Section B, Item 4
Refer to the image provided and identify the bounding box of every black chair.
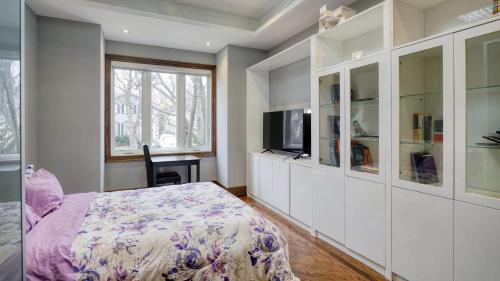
[143,144,181,187]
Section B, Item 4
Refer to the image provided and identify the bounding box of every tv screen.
[263,109,311,155]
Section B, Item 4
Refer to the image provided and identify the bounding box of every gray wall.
[268,23,318,57]
[25,6,37,167]
[104,41,217,191]
[37,17,104,194]
[216,45,267,188]
[269,57,311,110]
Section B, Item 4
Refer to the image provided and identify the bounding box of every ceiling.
[26,0,357,53]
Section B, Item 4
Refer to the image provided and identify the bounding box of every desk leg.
[152,166,157,187]
[196,162,200,182]
[187,165,192,183]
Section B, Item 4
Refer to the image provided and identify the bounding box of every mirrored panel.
[465,29,500,199]
[0,0,23,279]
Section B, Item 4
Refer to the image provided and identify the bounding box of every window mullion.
[143,71,152,149]
[177,74,186,149]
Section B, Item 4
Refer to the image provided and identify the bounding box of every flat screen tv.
[263,109,311,155]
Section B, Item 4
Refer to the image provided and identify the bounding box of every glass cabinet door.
[392,35,454,198]
[346,55,384,182]
[455,20,500,209]
[318,69,343,169]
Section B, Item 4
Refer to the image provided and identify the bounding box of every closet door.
[392,35,454,198]
[0,0,23,279]
[455,20,500,210]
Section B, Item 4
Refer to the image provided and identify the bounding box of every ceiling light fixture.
[206,41,211,46]
[123,29,129,34]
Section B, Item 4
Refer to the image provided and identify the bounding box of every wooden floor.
[240,196,386,281]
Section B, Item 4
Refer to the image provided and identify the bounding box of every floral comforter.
[71,182,298,281]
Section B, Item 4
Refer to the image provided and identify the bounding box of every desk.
[150,155,201,186]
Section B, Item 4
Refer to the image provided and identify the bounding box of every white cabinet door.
[313,169,345,244]
[455,201,500,281]
[345,176,385,266]
[247,154,260,197]
[392,187,453,281]
[259,156,273,204]
[272,159,290,214]
[290,164,313,226]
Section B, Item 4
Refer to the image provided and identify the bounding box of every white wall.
[104,40,217,191]
[216,45,267,188]
[25,6,37,167]
[37,17,104,194]
[269,57,311,111]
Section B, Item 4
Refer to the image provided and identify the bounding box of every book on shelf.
[412,113,439,143]
[330,84,340,104]
[351,120,367,137]
[351,141,373,169]
[329,138,340,166]
[410,152,438,184]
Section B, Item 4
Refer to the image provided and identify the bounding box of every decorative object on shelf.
[410,152,439,184]
[433,120,443,144]
[318,5,356,32]
[330,84,340,104]
[482,135,500,144]
[494,0,499,15]
[351,120,367,137]
[352,51,363,60]
[328,115,341,137]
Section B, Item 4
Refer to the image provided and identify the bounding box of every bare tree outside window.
[0,60,20,155]
[151,72,177,149]
[185,75,209,149]
[113,68,142,152]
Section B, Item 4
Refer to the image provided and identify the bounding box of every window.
[106,55,216,161]
[0,59,21,158]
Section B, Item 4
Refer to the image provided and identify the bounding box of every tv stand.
[261,149,274,154]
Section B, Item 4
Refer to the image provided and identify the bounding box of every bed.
[27,182,298,281]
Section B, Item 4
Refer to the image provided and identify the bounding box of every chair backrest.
[143,144,153,187]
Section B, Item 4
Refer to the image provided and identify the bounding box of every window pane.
[151,72,177,149]
[185,75,210,149]
[0,60,21,155]
[113,68,142,153]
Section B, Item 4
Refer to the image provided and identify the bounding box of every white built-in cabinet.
[345,177,386,267]
[392,187,453,281]
[312,169,345,244]
[259,156,273,204]
[290,163,313,226]
[247,0,500,279]
[272,159,290,214]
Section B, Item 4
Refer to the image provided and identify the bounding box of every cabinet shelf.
[467,144,500,150]
[352,136,379,142]
[320,136,340,140]
[400,140,443,146]
[467,84,500,93]
[320,102,340,107]
[351,165,379,175]
[351,97,379,104]
[400,91,441,100]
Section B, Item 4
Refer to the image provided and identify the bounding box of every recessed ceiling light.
[123,29,129,34]
[205,41,211,46]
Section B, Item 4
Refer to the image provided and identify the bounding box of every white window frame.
[109,60,213,157]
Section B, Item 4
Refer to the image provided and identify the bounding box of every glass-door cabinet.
[315,66,344,171]
[345,55,385,183]
[392,35,454,198]
[455,20,500,210]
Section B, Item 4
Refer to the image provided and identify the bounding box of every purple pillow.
[26,169,64,217]
[25,204,41,232]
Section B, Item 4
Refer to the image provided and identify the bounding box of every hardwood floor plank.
[240,196,386,281]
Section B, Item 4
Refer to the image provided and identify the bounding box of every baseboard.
[212,181,247,197]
